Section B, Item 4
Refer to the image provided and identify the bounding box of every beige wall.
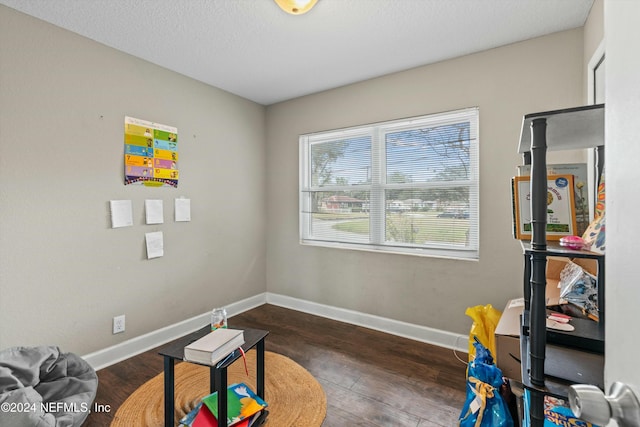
[0,3,594,357]
[0,6,267,354]
[265,29,585,335]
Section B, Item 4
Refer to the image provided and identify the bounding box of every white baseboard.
[82,293,267,371]
[265,292,468,353]
[83,291,467,370]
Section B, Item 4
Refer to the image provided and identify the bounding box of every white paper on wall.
[110,200,133,228]
[175,198,191,222]
[145,231,164,259]
[145,199,164,224]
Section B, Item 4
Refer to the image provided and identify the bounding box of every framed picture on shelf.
[512,174,578,241]
[517,163,589,236]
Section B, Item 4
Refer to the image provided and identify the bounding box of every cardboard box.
[496,257,602,379]
[495,298,524,379]
[495,273,563,379]
[546,257,604,353]
[545,257,598,307]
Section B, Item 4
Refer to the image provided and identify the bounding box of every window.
[299,107,479,259]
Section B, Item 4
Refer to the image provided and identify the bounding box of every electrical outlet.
[113,315,125,334]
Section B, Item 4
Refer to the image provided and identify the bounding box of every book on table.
[179,383,266,427]
[184,328,245,366]
[179,402,202,427]
[201,382,268,427]
[192,404,217,427]
[191,406,253,427]
[190,406,253,427]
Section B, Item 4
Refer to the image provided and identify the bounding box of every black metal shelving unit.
[517,104,605,427]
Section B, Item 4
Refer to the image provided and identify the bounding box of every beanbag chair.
[0,346,98,427]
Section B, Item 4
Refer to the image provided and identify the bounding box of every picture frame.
[516,163,589,236]
[512,174,578,241]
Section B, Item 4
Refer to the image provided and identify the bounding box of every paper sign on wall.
[145,199,164,224]
[110,200,133,228]
[175,198,191,222]
[124,116,178,188]
[145,231,164,259]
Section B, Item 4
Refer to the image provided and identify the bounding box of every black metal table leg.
[209,366,215,393]
[163,356,175,427]
[213,365,228,426]
[257,338,265,399]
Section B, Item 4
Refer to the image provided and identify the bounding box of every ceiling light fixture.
[274,0,318,15]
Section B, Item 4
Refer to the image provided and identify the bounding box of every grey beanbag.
[0,346,98,427]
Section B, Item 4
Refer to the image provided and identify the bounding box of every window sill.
[300,239,479,261]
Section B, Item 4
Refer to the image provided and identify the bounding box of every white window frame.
[299,107,479,260]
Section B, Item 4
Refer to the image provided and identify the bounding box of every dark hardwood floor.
[85,304,468,426]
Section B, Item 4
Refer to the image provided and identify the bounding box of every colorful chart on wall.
[124,116,178,188]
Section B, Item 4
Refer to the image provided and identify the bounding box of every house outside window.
[299,107,479,260]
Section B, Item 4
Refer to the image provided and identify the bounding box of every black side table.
[158,326,269,427]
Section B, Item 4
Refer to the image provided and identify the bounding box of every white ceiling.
[1,0,594,105]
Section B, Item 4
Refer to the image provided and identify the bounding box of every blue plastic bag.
[459,338,514,427]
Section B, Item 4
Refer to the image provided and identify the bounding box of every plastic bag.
[465,304,501,361]
[459,339,514,427]
[559,261,599,320]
